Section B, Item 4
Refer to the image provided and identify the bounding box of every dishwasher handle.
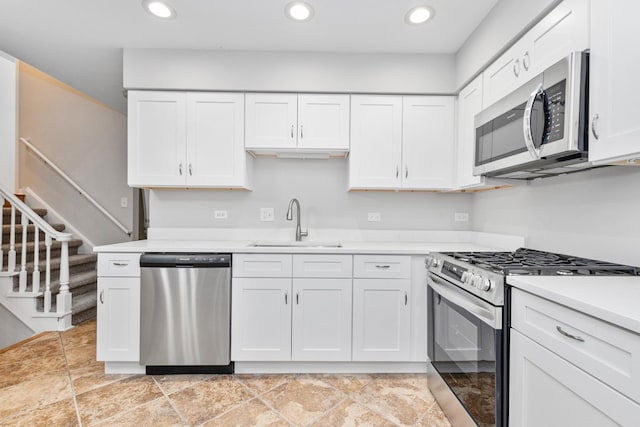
[140,253,231,268]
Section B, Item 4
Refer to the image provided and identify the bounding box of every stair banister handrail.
[19,137,131,237]
[0,187,72,242]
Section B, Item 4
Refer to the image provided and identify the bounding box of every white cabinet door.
[482,41,527,109]
[186,93,249,188]
[589,0,640,163]
[245,94,298,149]
[456,76,485,189]
[510,330,640,427]
[297,94,350,150]
[231,278,292,361]
[349,95,403,189]
[128,91,187,187]
[402,96,455,190]
[96,277,140,362]
[292,278,352,361]
[352,278,411,361]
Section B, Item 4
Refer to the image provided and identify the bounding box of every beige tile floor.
[0,320,451,426]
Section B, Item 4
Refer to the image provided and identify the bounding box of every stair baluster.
[8,206,16,272]
[0,196,3,271]
[44,235,52,313]
[18,214,28,292]
[32,225,40,294]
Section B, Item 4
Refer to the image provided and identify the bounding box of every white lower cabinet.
[292,278,352,361]
[231,277,292,361]
[510,330,640,427]
[352,278,411,361]
[96,277,140,362]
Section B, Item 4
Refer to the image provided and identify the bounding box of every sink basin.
[248,241,343,248]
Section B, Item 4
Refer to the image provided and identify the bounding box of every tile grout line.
[151,376,191,426]
[344,375,404,427]
[58,331,83,427]
[233,376,296,427]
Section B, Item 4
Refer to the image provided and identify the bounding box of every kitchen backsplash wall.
[471,166,640,266]
[149,158,473,231]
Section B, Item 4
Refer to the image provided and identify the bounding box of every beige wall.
[0,51,17,192]
[19,63,132,247]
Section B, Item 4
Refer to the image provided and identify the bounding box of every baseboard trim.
[234,361,428,374]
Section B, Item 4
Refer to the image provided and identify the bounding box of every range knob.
[425,256,434,268]
[479,278,494,292]
[472,275,484,289]
[461,271,470,283]
[432,259,441,268]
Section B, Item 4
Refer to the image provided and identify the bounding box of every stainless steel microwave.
[474,51,590,179]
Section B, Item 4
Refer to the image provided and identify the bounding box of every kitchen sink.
[248,241,343,248]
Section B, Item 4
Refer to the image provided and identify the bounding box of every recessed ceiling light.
[285,2,314,21]
[142,0,176,19]
[405,6,435,25]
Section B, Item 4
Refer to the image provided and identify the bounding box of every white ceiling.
[0,0,498,112]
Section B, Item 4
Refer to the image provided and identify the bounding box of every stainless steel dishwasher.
[139,253,233,374]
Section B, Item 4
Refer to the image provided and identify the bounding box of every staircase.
[1,196,97,330]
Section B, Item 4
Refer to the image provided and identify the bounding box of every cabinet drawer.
[97,253,141,277]
[233,254,292,277]
[293,255,352,278]
[511,289,640,402]
[353,255,410,278]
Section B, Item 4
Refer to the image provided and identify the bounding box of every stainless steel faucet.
[286,198,308,241]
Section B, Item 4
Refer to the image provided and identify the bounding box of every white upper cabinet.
[128,91,187,187]
[455,75,485,189]
[349,95,455,190]
[349,95,403,189]
[186,93,248,187]
[245,93,350,153]
[483,0,589,108]
[128,91,250,189]
[589,0,640,164]
[402,96,455,190]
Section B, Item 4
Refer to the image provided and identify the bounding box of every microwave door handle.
[523,83,544,160]
[428,274,501,329]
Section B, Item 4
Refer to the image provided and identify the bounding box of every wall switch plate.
[214,210,228,219]
[454,212,469,222]
[367,212,382,222]
[120,197,128,208]
[260,207,275,222]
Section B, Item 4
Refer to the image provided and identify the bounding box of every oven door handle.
[428,274,502,329]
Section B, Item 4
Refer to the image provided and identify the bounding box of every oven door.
[427,272,504,427]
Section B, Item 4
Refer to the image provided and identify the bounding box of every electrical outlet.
[214,210,228,219]
[120,197,128,208]
[367,212,382,222]
[260,207,275,222]
[454,212,469,222]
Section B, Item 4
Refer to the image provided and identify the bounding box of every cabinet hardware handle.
[188,163,193,176]
[291,125,295,139]
[285,292,288,305]
[300,125,304,139]
[405,165,408,178]
[591,114,600,140]
[99,290,104,304]
[296,292,299,305]
[112,262,128,267]
[396,166,399,178]
[513,59,520,77]
[523,51,530,71]
[178,163,183,176]
[405,292,408,306]
[375,264,391,269]
[556,326,585,342]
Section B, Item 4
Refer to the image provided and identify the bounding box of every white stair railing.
[1,186,73,315]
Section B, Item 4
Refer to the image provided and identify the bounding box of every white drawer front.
[293,255,352,278]
[512,289,640,403]
[97,253,141,277]
[233,254,292,277]
[353,255,410,279]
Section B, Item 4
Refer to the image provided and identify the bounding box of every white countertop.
[94,239,512,255]
[508,276,640,334]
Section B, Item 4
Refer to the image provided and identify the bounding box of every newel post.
[56,240,72,315]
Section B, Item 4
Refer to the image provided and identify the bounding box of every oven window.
[431,288,499,427]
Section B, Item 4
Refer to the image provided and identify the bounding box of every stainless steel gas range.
[425,248,639,427]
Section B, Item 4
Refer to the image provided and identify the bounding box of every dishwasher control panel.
[140,253,231,268]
